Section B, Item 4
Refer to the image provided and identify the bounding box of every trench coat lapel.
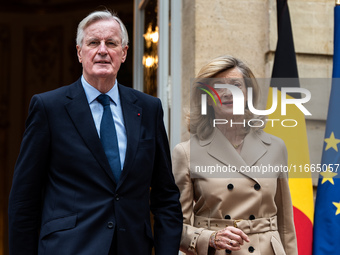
[116,84,142,189]
[241,130,271,167]
[203,128,269,182]
[64,80,116,184]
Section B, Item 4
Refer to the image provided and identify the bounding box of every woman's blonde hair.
[188,55,264,140]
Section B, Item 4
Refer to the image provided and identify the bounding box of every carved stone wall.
[181,0,334,186]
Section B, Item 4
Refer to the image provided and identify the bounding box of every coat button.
[254,183,261,191]
[224,215,231,220]
[225,249,232,254]
[107,222,114,229]
[248,246,255,253]
[227,184,234,190]
[249,215,255,220]
[115,194,120,201]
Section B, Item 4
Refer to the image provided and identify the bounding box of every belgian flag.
[264,0,314,254]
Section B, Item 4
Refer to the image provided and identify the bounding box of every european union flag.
[313,3,340,254]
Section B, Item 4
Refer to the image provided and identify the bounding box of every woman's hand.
[209,226,250,251]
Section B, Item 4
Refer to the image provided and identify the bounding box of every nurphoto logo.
[198,82,312,128]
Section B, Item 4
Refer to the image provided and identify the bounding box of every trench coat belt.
[193,215,278,234]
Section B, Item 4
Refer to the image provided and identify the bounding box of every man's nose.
[98,42,108,55]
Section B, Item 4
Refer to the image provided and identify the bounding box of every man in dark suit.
[8,10,182,255]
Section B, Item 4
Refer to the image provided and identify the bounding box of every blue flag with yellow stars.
[313,3,340,254]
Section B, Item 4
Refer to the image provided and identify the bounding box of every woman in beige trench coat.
[172,55,298,255]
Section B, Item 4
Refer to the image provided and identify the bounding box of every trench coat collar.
[199,128,272,181]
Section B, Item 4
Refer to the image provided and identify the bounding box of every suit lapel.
[64,80,116,184]
[116,84,142,189]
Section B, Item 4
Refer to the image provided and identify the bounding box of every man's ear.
[76,45,82,63]
[121,45,128,63]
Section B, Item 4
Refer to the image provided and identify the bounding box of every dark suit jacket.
[8,79,183,255]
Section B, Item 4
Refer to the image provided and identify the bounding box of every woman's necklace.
[232,139,244,149]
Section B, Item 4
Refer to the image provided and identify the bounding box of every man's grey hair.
[76,10,129,48]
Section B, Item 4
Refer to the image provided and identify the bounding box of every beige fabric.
[193,215,278,234]
[172,128,298,255]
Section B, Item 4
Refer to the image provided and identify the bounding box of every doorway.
[0,2,133,254]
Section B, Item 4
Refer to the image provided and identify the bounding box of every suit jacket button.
[254,183,261,191]
[249,215,255,220]
[248,246,255,253]
[107,222,114,229]
[224,215,231,220]
[225,249,232,254]
[115,194,120,201]
[227,184,234,190]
